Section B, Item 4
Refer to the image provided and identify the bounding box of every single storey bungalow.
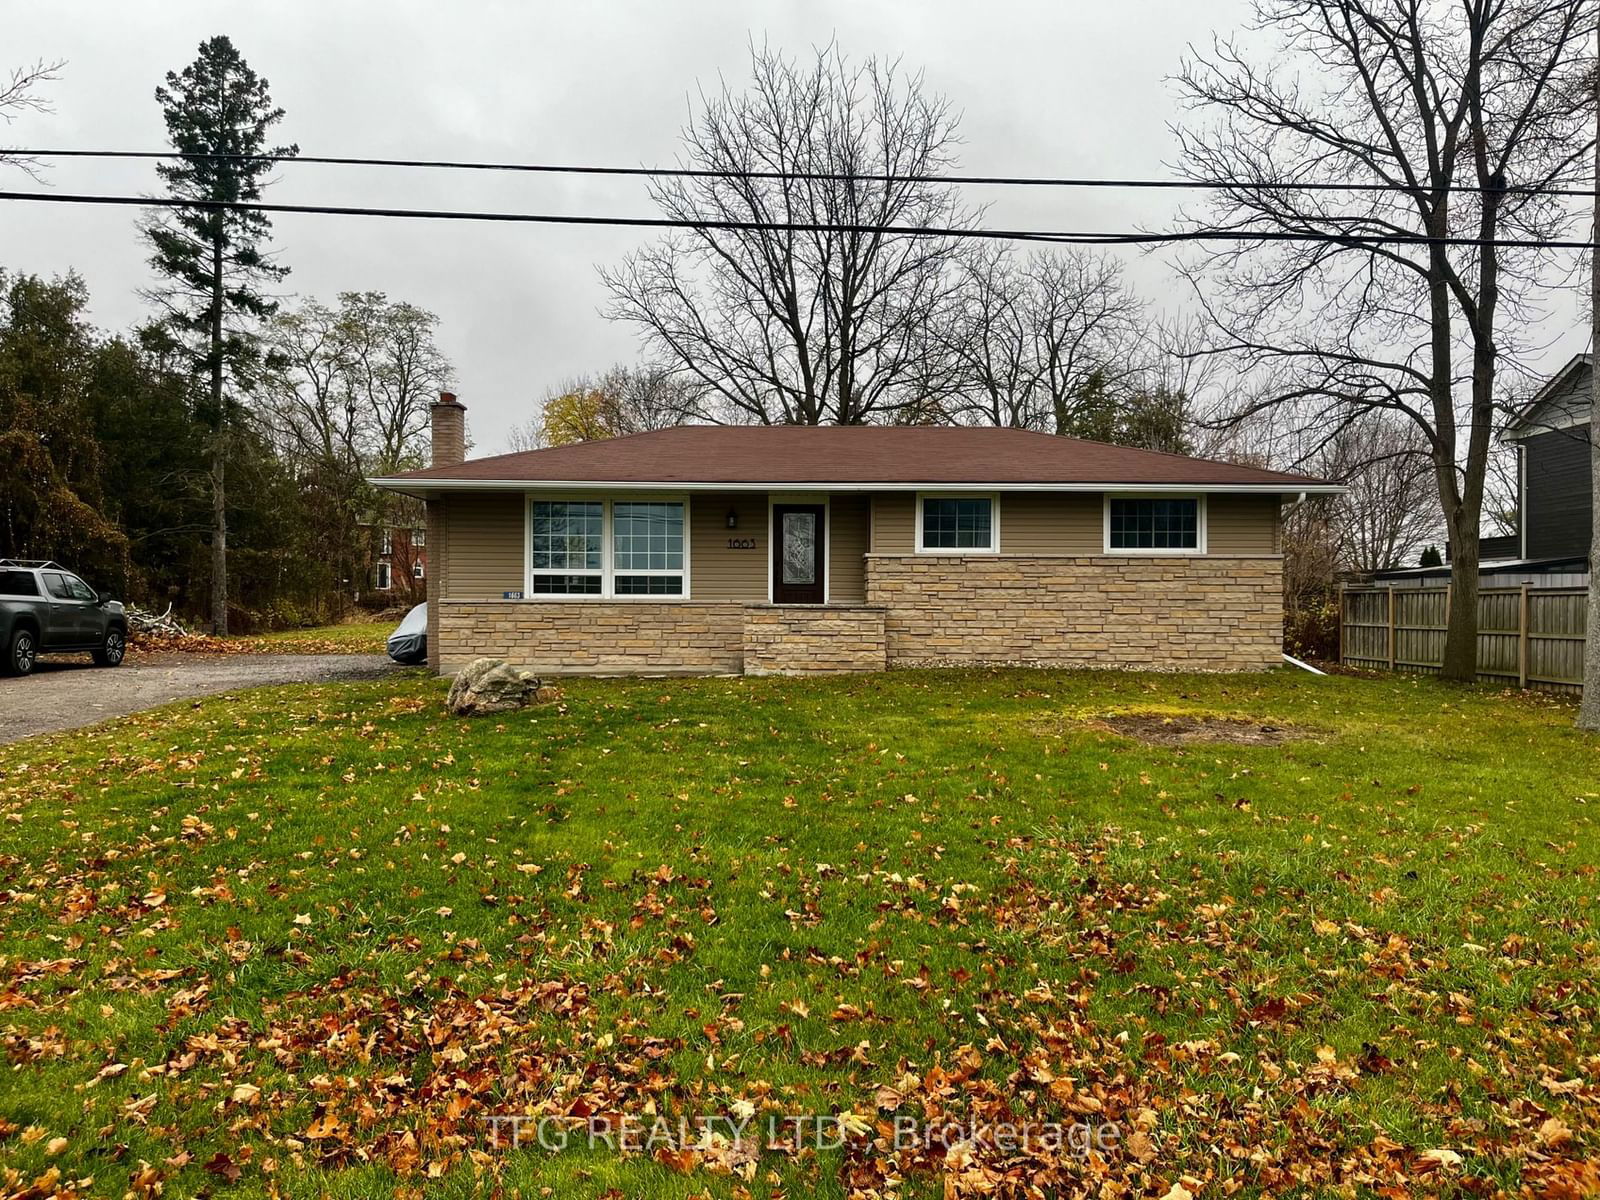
[371,394,1338,676]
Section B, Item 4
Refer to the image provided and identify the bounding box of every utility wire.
[1,189,1595,249]
[11,147,1599,198]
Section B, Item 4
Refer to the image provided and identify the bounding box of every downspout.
[1282,653,1327,674]
[1277,493,1328,674]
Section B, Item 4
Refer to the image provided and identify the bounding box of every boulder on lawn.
[446,658,545,716]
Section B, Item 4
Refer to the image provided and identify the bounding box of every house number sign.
[726,537,757,550]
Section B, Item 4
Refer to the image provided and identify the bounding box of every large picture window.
[530,501,604,593]
[612,501,685,595]
[527,497,687,597]
[918,496,997,552]
[1106,497,1203,552]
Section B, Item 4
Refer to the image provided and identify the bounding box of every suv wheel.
[93,626,126,668]
[4,627,38,676]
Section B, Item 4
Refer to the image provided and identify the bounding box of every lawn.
[1,668,1597,1199]
[242,621,391,654]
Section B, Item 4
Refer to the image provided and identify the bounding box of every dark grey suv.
[0,560,128,676]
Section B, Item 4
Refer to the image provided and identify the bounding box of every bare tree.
[944,246,1146,433]
[264,293,448,474]
[1581,17,1600,730]
[504,415,544,454]
[1174,0,1592,682]
[0,60,63,179]
[602,43,971,425]
[513,363,701,450]
[1321,415,1442,571]
[1481,443,1521,539]
[262,292,451,608]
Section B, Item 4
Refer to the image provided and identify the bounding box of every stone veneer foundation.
[864,554,1283,671]
[742,605,887,674]
[435,556,1282,675]
[437,601,744,675]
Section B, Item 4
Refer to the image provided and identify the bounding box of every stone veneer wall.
[865,554,1283,671]
[437,601,744,675]
[742,605,887,675]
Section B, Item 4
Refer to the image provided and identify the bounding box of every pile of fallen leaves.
[127,629,381,658]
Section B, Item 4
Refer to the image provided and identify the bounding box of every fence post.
[1387,586,1397,670]
[1518,583,1530,689]
[1337,583,1346,666]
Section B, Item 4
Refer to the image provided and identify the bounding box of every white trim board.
[373,477,1343,497]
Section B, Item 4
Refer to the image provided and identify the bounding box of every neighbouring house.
[361,521,427,605]
[1500,352,1593,574]
[370,393,1339,675]
[1369,354,1593,592]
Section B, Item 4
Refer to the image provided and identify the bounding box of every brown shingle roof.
[376,425,1332,491]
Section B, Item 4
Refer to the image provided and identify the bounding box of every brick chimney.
[430,391,466,468]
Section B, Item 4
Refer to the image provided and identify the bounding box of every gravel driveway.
[0,654,398,745]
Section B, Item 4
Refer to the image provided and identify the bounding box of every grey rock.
[446,658,544,716]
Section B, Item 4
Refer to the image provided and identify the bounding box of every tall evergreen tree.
[142,36,295,633]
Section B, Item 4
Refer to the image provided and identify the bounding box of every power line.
[11,147,1598,199]
[8,187,1598,249]
[1,189,1595,250]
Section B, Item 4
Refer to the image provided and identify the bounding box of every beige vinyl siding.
[440,493,525,597]
[870,491,1281,555]
[871,491,1098,554]
[1204,495,1280,555]
[997,493,1100,553]
[871,493,914,551]
[828,495,869,604]
[690,494,768,602]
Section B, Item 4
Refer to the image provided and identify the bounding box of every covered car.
[386,603,427,664]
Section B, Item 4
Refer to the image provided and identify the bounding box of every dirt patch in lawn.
[1093,712,1313,746]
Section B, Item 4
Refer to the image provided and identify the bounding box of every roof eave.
[368,476,1343,496]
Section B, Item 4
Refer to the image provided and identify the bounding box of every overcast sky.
[4,1,1586,453]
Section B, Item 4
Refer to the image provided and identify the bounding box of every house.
[361,522,427,603]
[1502,352,1593,568]
[370,393,1339,675]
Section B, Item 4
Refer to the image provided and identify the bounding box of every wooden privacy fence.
[1340,584,1588,694]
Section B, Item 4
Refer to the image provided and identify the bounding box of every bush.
[1284,597,1340,661]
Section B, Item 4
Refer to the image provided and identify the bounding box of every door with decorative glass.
[771,504,825,604]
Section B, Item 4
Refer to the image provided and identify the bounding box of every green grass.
[243,620,390,653]
[1,668,1597,1199]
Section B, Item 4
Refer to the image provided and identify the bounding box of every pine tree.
[142,36,295,634]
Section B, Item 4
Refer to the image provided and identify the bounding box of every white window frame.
[412,559,425,579]
[524,493,692,600]
[1103,492,1208,555]
[914,492,1001,555]
[767,493,830,604]
[611,496,692,598]
[375,561,392,590]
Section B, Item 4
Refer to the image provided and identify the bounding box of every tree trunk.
[209,227,228,636]
[1578,24,1600,729]
[1442,525,1480,683]
[209,438,227,635]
